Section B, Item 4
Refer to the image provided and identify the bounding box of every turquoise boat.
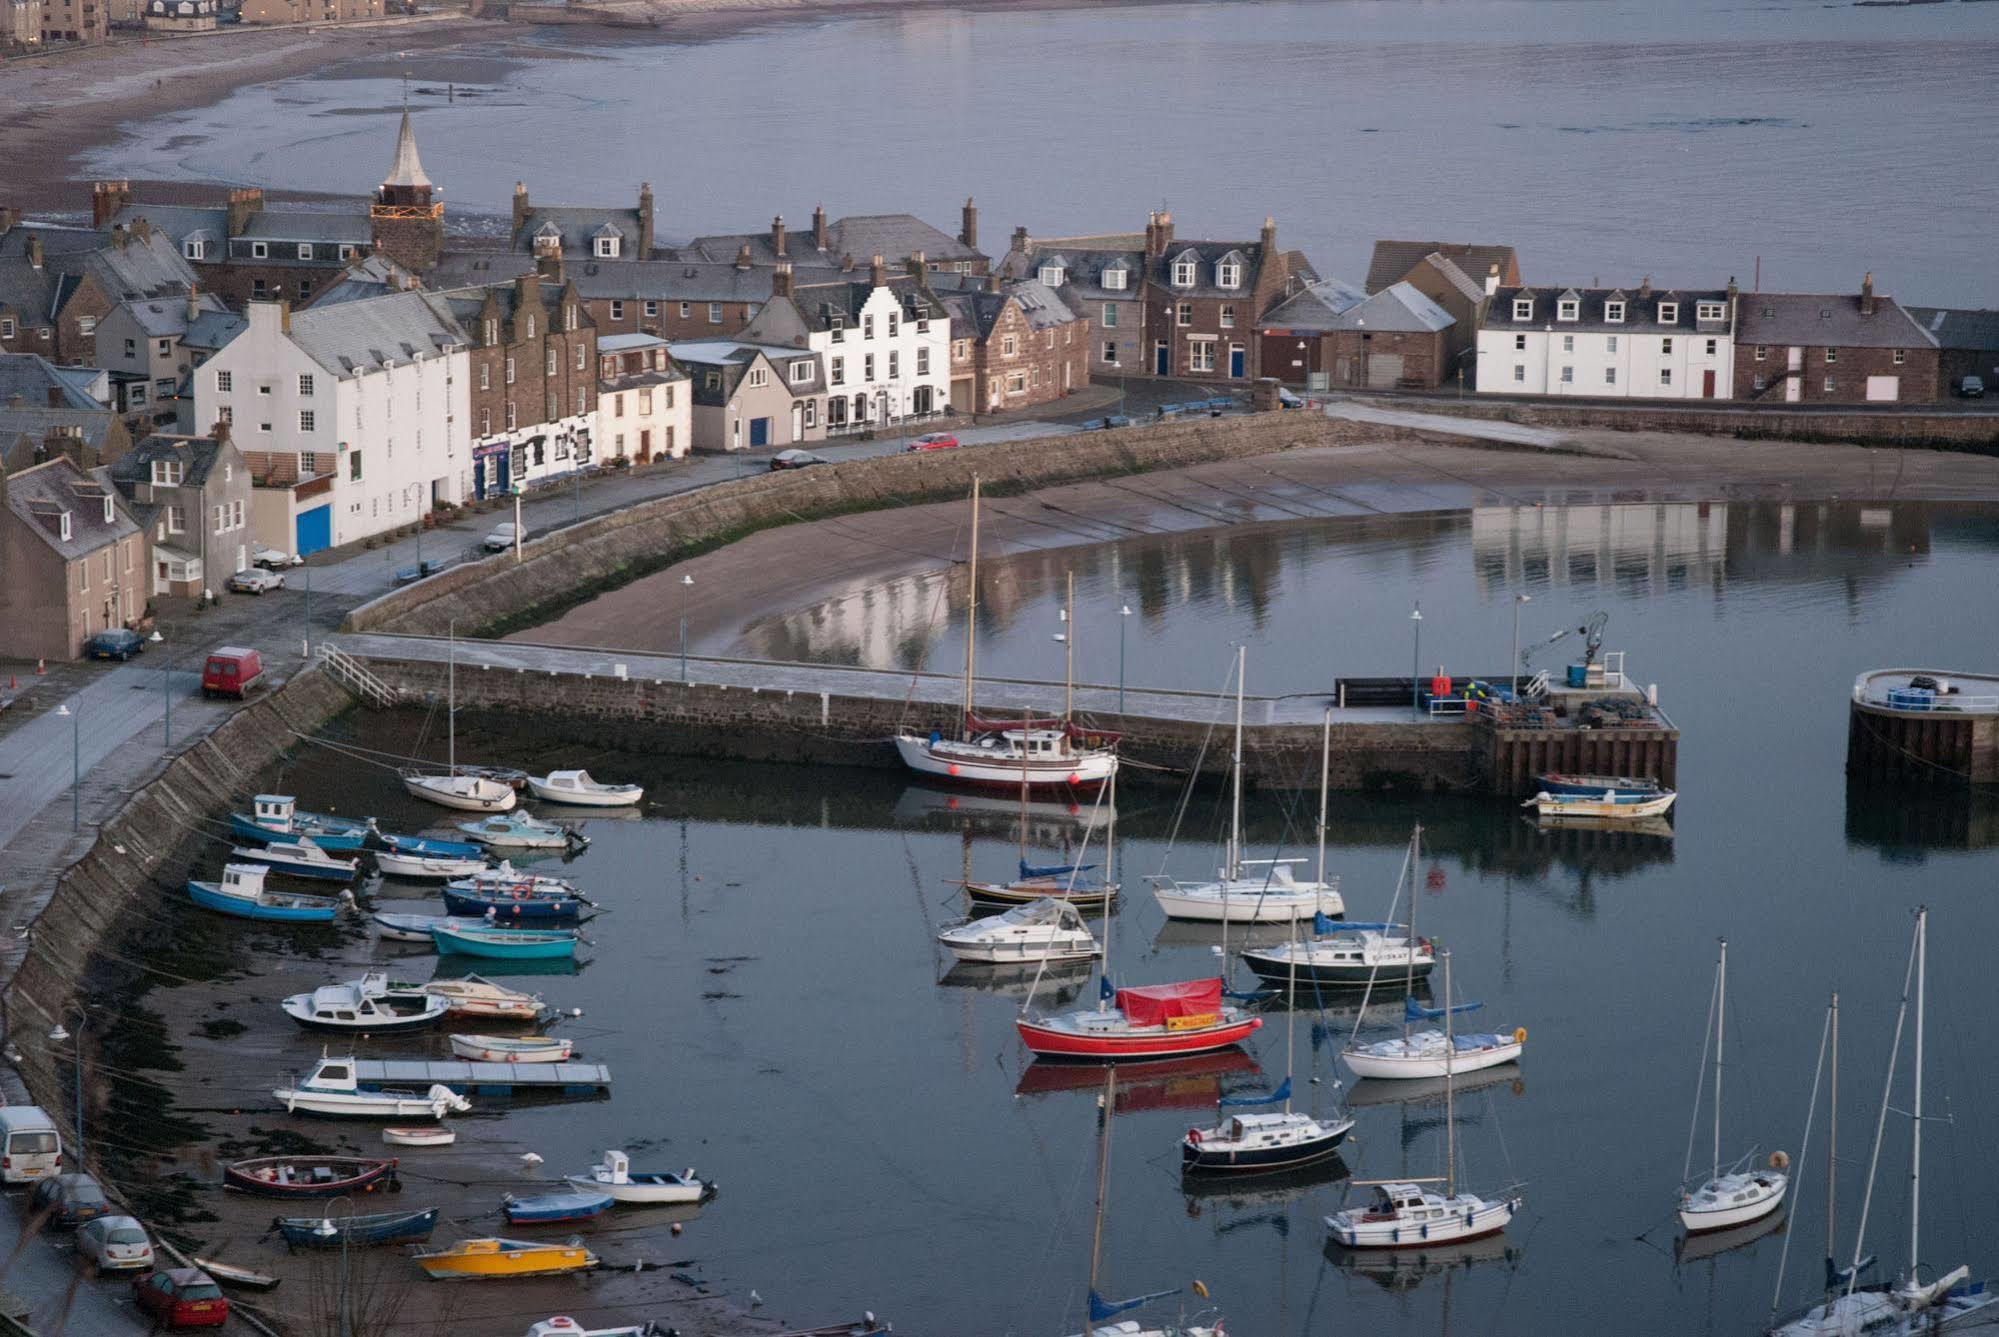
[430,923,579,961]
[187,864,345,923]
[229,795,372,852]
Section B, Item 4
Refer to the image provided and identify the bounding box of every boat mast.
[962,477,980,741]
[1714,937,1727,1185]
[1088,1065,1117,1316]
[1827,990,1839,1294]
[1285,908,1298,1115]
[1230,645,1245,880]
[1018,706,1031,868]
[1316,706,1330,890]
[1064,569,1075,724]
[1404,824,1421,1043]
[1443,948,1456,1198]
[447,618,457,776]
[1909,906,1924,1287]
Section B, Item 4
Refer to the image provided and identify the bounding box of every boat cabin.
[1364,1183,1441,1219]
[252,795,297,829]
[1223,1113,1303,1147]
[218,863,271,897]
[299,1058,360,1093]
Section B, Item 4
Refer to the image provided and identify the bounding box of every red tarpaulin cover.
[1115,978,1223,1026]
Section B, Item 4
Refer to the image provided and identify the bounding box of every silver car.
[227,567,285,595]
[75,1215,153,1271]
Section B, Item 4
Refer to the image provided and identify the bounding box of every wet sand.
[516,432,1999,656]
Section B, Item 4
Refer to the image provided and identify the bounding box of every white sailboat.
[1679,937,1788,1233]
[1767,907,1997,1336]
[894,479,1119,791]
[402,623,517,812]
[1326,950,1522,1249]
[1150,648,1344,923]
[937,897,1099,964]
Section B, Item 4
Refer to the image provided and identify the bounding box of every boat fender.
[948,765,960,776]
[1769,1149,1790,1170]
[1068,773,1079,785]
[1187,1128,1201,1144]
[1513,1026,1527,1044]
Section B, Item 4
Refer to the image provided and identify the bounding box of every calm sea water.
[122,499,1999,1335]
[86,0,1999,303]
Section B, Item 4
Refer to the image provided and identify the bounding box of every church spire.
[383,106,431,191]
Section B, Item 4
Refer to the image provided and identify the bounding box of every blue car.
[85,629,144,661]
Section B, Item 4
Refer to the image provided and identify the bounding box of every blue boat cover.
[1315,917,1399,936]
[1406,996,1482,1021]
[1220,1076,1292,1108]
[1090,1288,1179,1322]
[1099,974,1116,1001]
[1020,860,1098,879]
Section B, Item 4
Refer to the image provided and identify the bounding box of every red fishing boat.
[1016,978,1261,1061]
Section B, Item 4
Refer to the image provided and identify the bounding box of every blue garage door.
[749,417,771,448]
[295,504,332,557]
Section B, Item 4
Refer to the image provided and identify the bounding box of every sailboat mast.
[1316,706,1330,889]
[1828,990,1839,1285]
[1064,569,1075,723]
[1404,825,1421,1042]
[1714,937,1727,1184]
[1910,906,1925,1285]
[1088,1065,1117,1309]
[962,477,980,740]
[1285,909,1298,1114]
[447,618,457,775]
[1444,949,1456,1197]
[1230,645,1245,880]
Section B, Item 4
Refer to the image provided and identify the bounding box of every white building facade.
[739,263,950,436]
[193,296,469,555]
[1478,283,1736,400]
[596,333,691,462]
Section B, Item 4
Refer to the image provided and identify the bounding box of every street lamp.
[47,1005,87,1165]
[57,699,80,830]
[1410,604,1423,716]
[1117,604,1133,714]
[149,627,171,752]
[1510,593,1531,698]
[303,560,313,660]
[679,573,694,684]
[314,1194,359,1337]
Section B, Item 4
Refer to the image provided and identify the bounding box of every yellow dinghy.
[413,1237,598,1280]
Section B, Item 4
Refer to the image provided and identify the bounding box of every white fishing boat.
[565,1150,711,1204]
[525,770,644,807]
[1327,950,1522,1250]
[273,1056,471,1120]
[228,837,358,882]
[1767,908,1997,1337]
[372,911,492,943]
[281,977,450,1033]
[445,862,580,897]
[420,975,546,1021]
[448,1034,574,1064]
[1679,938,1788,1234]
[403,623,519,812]
[1523,788,1676,822]
[1151,651,1343,923]
[937,897,1099,964]
[457,813,576,850]
[383,1126,457,1148]
[1242,923,1434,988]
[376,848,489,880]
[893,480,1118,792]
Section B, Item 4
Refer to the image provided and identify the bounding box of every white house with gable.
[1477,280,1736,400]
[193,294,469,555]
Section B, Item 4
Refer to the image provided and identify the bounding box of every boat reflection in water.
[1673,1203,1786,1265]
[1182,1153,1350,1209]
[938,959,1091,1005]
[1326,1230,1521,1290]
[1014,1050,1263,1115]
[893,783,1115,835]
[1525,812,1675,842]
[1343,1063,1524,1111]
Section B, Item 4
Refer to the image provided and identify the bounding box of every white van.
[0,1107,63,1183]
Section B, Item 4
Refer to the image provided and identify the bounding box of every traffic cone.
[35,659,45,675]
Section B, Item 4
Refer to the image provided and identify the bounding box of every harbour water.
[109,498,1999,1334]
[84,0,1999,303]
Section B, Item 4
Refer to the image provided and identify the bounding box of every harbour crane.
[1520,610,1608,674]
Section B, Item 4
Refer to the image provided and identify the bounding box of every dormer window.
[1039,264,1063,287]
[1657,302,1679,324]
[1605,301,1625,323]
[151,459,184,486]
[596,236,619,259]
[1171,259,1196,288]
[1557,299,1579,322]
[59,512,71,542]
[1696,301,1726,322]
[250,241,268,259]
[1102,267,1126,292]
[1216,261,1241,289]
[1511,298,1533,321]
[296,243,312,261]
[103,496,114,524]
[183,239,205,261]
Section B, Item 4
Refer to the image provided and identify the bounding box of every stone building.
[597,333,689,463]
[930,272,1091,414]
[685,200,988,278]
[1139,213,1295,382]
[1733,278,1939,404]
[38,0,104,43]
[1259,280,1457,390]
[1907,306,1999,397]
[1480,280,1737,400]
[1366,241,1520,295]
[94,288,241,435]
[106,429,253,595]
[142,0,216,30]
[0,455,148,661]
[368,111,445,275]
[0,353,130,473]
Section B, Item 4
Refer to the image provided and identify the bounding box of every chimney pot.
[812,204,829,252]
[47,385,63,407]
[984,272,1001,295]
[960,196,978,251]
[771,214,786,259]
[1011,225,1028,254]
[771,261,794,299]
[869,253,887,288]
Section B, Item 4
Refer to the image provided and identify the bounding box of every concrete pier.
[1848,668,1999,786]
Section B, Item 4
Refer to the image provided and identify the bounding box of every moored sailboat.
[402,623,518,812]
[1678,937,1788,1234]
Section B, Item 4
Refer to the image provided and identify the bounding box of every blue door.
[749,417,771,448]
[1230,345,1246,378]
[295,503,331,557]
[1155,342,1169,375]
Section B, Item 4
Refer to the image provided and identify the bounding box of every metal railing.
[317,642,399,708]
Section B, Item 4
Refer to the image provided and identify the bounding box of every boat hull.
[276,1208,439,1250]
[940,937,1098,964]
[1326,1196,1519,1250]
[1681,1174,1787,1234]
[224,1157,398,1197]
[441,888,584,921]
[1182,1122,1353,1174]
[383,1127,457,1147]
[563,1175,707,1205]
[448,1035,574,1063]
[1242,949,1435,987]
[964,879,1116,907]
[377,852,488,880]
[274,1090,453,1119]
[1016,1014,1262,1061]
[1342,1039,1524,1081]
[229,813,370,851]
[1152,884,1345,923]
[187,881,340,923]
[1527,791,1676,822]
[504,1192,614,1224]
[1534,772,1663,798]
[525,777,642,807]
[415,1242,597,1280]
[893,735,1116,790]
[403,774,518,813]
[431,926,578,960]
[231,851,357,882]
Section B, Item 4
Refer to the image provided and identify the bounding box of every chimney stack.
[1157,211,1174,253]
[1011,225,1028,255]
[46,385,62,408]
[812,204,829,252]
[1484,262,1500,298]
[534,235,564,283]
[278,298,291,335]
[960,196,978,250]
[225,187,264,239]
[771,214,787,259]
[0,207,20,232]
[90,180,130,229]
[186,284,200,323]
[25,232,42,269]
[1260,215,1276,254]
[735,242,753,271]
[984,272,1001,295]
[512,181,531,233]
[132,217,152,241]
[905,250,925,280]
[638,182,654,256]
[1860,271,1876,317]
[869,254,887,289]
[1638,275,1652,300]
[771,261,794,299]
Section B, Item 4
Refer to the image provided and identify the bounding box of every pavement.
[0,1189,157,1336]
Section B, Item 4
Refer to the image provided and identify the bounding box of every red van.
[200,647,264,700]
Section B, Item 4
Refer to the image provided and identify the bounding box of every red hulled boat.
[1016,977,1261,1061]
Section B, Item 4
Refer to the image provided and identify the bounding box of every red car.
[133,1269,228,1328]
[906,432,959,452]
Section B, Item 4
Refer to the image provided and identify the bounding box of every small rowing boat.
[419,975,545,1020]
[383,1126,456,1148]
[223,1155,399,1198]
[449,1034,574,1063]
[502,1189,614,1225]
[193,1259,282,1292]
[431,923,579,961]
[1522,788,1676,822]
[525,770,643,807]
[274,1206,439,1250]
[373,911,492,943]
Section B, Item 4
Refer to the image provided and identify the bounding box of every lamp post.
[573,466,582,526]
[149,627,170,752]
[315,1194,358,1337]
[1117,604,1132,714]
[303,559,313,660]
[513,485,524,565]
[46,1006,87,1164]
[679,573,694,684]
[1410,604,1423,717]
[57,699,80,830]
[1510,593,1531,697]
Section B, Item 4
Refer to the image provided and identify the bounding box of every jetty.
[1848,669,1999,786]
[351,1059,612,1096]
[322,633,1677,795]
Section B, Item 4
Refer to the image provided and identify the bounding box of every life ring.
[1513,1026,1528,1044]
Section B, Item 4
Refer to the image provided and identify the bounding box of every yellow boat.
[413,1237,598,1280]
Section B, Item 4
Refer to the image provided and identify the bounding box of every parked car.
[394,557,454,585]
[0,1107,63,1183]
[76,1215,154,1272]
[133,1269,228,1329]
[227,567,285,595]
[251,545,301,569]
[484,522,523,552]
[28,1173,110,1230]
[769,449,828,471]
[906,432,959,452]
[84,628,144,662]
[1962,375,1986,399]
[200,646,265,700]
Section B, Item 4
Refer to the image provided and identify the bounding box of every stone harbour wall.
[1414,397,1999,450]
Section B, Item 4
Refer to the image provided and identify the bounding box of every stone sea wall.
[1414,398,1999,450]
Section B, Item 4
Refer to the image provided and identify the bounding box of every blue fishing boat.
[229,795,373,852]
[376,832,483,859]
[442,885,587,921]
[274,1206,440,1250]
[187,864,347,923]
[431,923,579,961]
[1532,772,1664,800]
[229,838,360,882]
[502,1189,614,1225]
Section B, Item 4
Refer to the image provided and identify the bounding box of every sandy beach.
[517,431,1999,657]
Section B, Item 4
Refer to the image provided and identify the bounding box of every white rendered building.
[1478,281,1736,400]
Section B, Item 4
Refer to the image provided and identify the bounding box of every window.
[1660,368,1673,386]
[1006,371,1026,394]
[167,505,184,533]
[480,408,491,434]
[545,392,558,420]
[790,360,813,384]
[251,280,267,300]
[299,410,315,431]
[1514,333,1527,351]
[1172,260,1196,287]
[1096,303,1116,330]
[1825,348,1838,363]
[1824,377,1837,393]
[1102,340,1119,364]
[506,401,517,430]
[1189,341,1214,373]
[863,315,875,339]
[1176,301,1193,327]
[1605,367,1617,385]
[747,366,769,389]
[1697,301,1726,322]
[1658,302,1678,324]
[130,384,148,407]
[250,241,268,259]
[1752,375,1766,391]
[596,236,617,258]
[217,405,231,425]
[576,387,586,416]
[1754,345,1768,361]
[296,243,312,260]
[1661,338,1674,355]
[300,451,316,474]
[708,303,722,325]
[1558,299,1579,322]
[800,404,813,429]
[1103,268,1126,291]
[183,239,204,261]
[0,318,14,340]
[1605,301,1625,323]
[1217,261,1241,289]
[830,356,845,384]
[1559,365,1573,383]
[1561,334,1574,353]
[151,458,184,486]
[349,450,362,481]
[1512,298,1533,321]
[1705,338,1717,357]
[484,319,497,344]
[525,315,537,340]
[1893,348,1905,365]
[1513,365,1525,383]
[887,313,899,338]
[915,347,929,375]
[609,301,625,322]
[546,348,557,376]
[1220,304,1236,329]
[294,372,313,397]
[1606,336,1619,354]
[505,357,515,385]
[863,354,875,380]
[480,364,491,391]
[644,301,658,318]
[339,244,355,260]
[1001,334,1018,357]
[78,316,96,336]
[888,351,899,379]
[678,302,690,318]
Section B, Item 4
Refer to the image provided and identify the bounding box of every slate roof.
[309,254,417,308]
[2,456,138,561]
[667,339,821,405]
[101,204,227,248]
[107,433,226,492]
[183,307,247,353]
[0,254,56,322]
[1152,241,1267,301]
[1734,292,1933,349]
[781,279,946,335]
[597,332,670,354]
[1482,285,1734,336]
[1001,244,1145,303]
[1367,241,1518,295]
[31,227,197,301]
[0,352,103,410]
[1322,282,1455,334]
[1259,277,1369,331]
[115,292,232,339]
[1419,253,1488,306]
[1902,307,1999,352]
[685,212,980,268]
[0,405,119,470]
[284,291,467,377]
[514,208,645,258]
[433,253,837,305]
[926,273,1082,338]
[237,210,373,245]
